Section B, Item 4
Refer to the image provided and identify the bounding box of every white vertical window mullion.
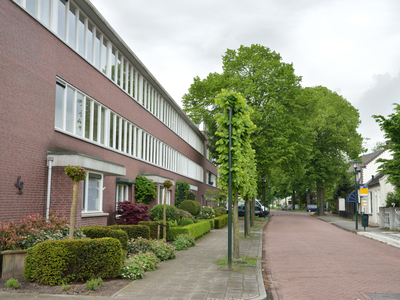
[64,0,70,44]
[81,95,86,136]
[104,109,110,147]
[36,0,41,20]
[118,117,122,151]
[83,17,88,59]
[138,75,143,105]
[97,104,101,142]
[89,99,94,140]
[91,27,96,65]
[99,33,104,71]
[146,134,150,161]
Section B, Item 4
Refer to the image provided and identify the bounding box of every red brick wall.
[0,1,218,226]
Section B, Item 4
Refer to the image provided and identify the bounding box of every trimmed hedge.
[214,215,229,229]
[24,238,122,285]
[169,220,211,240]
[138,221,170,240]
[198,218,215,229]
[108,225,150,239]
[80,226,128,251]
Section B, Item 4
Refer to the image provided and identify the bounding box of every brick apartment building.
[0,0,218,227]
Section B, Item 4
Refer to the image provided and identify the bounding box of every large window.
[158,186,171,205]
[82,172,103,213]
[54,79,204,182]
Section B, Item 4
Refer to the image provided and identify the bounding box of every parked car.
[281,204,287,210]
[286,204,299,210]
[226,199,269,216]
[228,204,266,217]
[306,204,317,212]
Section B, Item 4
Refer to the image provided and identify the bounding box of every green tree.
[215,90,256,259]
[302,86,364,215]
[135,175,157,204]
[64,165,87,239]
[183,44,305,192]
[175,181,190,207]
[373,104,400,198]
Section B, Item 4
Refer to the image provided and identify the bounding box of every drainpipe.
[46,157,54,220]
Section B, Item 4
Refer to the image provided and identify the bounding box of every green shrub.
[80,227,128,251]
[127,237,154,254]
[24,238,123,285]
[138,221,170,240]
[135,175,157,204]
[114,201,150,225]
[175,181,190,207]
[198,218,215,228]
[127,237,175,261]
[149,204,177,222]
[86,277,103,291]
[61,282,69,291]
[171,234,195,251]
[5,278,21,289]
[198,206,216,219]
[108,225,150,240]
[169,221,211,240]
[178,200,201,216]
[214,215,229,229]
[181,218,194,226]
[186,191,196,201]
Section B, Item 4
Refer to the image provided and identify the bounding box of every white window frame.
[82,171,104,213]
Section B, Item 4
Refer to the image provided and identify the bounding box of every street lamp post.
[268,183,271,212]
[353,159,358,230]
[262,177,266,217]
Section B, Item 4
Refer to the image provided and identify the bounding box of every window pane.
[87,22,93,63]
[100,107,105,144]
[94,30,101,69]
[26,0,36,17]
[88,174,101,211]
[93,102,98,142]
[123,62,127,90]
[78,12,85,56]
[40,0,51,28]
[116,116,120,150]
[76,92,83,136]
[57,0,67,40]
[111,47,116,81]
[101,38,108,75]
[66,87,74,133]
[85,98,91,139]
[109,113,114,148]
[68,3,76,49]
[117,54,121,86]
[132,69,135,97]
[55,82,64,129]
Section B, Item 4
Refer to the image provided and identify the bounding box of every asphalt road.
[263,214,400,300]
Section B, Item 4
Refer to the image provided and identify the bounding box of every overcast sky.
[91,0,400,153]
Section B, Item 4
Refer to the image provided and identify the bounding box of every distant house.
[346,149,394,224]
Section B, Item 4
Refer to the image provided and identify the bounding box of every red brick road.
[263,215,400,300]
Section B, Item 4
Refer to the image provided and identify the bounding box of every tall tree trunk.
[292,190,296,210]
[245,198,250,236]
[69,181,78,239]
[317,181,324,216]
[163,188,168,241]
[251,197,255,227]
[233,192,240,259]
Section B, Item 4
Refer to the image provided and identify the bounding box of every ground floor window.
[158,186,171,205]
[82,172,103,212]
[116,184,129,208]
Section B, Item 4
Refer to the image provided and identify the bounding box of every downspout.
[46,157,54,220]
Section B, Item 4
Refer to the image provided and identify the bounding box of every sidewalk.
[0,219,268,300]
[317,212,400,249]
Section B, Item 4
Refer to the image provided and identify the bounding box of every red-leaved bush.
[0,212,84,251]
[115,201,150,225]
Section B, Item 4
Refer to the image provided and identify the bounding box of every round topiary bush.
[178,200,201,216]
[149,204,177,221]
[181,218,194,226]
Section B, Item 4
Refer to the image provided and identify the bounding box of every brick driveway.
[263,215,400,300]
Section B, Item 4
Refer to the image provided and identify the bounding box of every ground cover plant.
[127,237,176,261]
[120,252,159,280]
[5,278,21,289]
[171,234,195,251]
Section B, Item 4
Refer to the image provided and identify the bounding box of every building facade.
[0,0,219,226]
